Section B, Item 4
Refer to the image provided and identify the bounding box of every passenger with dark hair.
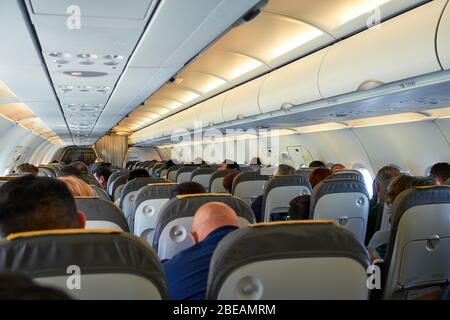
[330,163,346,173]
[170,182,206,199]
[250,157,262,166]
[274,164,296,176]
[309,160,326,168]
[288,195,310,221]
[223,172,239,194]
[128,168,150,181]
[15,163,39,175]
[58,165,83,178]
[70,161,89,175]
[429,162,450,185]
[0,273,72,300]
[219,160,240,171]
[0,175,85,238]
[309,168,333,189]
[94,166,113,188]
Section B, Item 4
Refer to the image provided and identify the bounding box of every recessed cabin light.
[79,60,95,65]
[77,53,98,59]
[103,54,124,60]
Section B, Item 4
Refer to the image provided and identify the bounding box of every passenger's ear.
[77,211,86,228]
[190,231,198,245]
[99,176,105,185]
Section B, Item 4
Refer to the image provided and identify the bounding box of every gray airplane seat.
[131,183,179,243]
[37,166,56,178]
[310,178,369,243]
[383,186,450,300]
[75,197,129,232]
[325,170,364,182]
[232,171,270,205]
[166,165,183,182]
[110,174,129,200]
[209,169,238,193]
[207,221,370,300]
[91,185,111,202]
[154,193,255,260]
[0,229,167,300]
[107,170,128,196]
[296,168,315,180]
[175,165,199,184]
[120,177,169,220]
[263,175,311,222]
[190,167,216,190]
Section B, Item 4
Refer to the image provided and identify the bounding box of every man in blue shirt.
[162,202,240,300]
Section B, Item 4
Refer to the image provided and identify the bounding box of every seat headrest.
[0,229,167,298]
[153,194,255,248]
[191,167,216,177]
[232,171,270,193]
[206,221,370,299]
[263,175,311,195]
[133,183,179,211]
[120,177,168,207]
[325,172,364,182]
[310,179,369,213]
[75,197,129,232]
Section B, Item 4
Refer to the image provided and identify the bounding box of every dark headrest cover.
[191,167,216,178]
[310,179,369,213]
[75,198,129,232]
[207,222,370,299]
[325,172,364,182]
[108,171,128,187]
[153,194,255,248]
[0,232,167,299]
[232,171,270,194]
[111,174,129,197]
[175,166,199,180]
[209,170,238,188]
[262,175,311,211]
[120,177,168,208]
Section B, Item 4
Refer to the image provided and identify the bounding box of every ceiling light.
[339,0,391,25]
[344,112,428,128]
[295,123,348,133]
[79,86,92,92]
[270,28,323,60]
[54,59,70,65]
[77,53,98,59]
[79,60,95,65]
[229,59,263,80]
[69,71,83,76]
[64,71,108,77]
[104,61,120,66]
[49,52,71,58]
[103,54,124,60]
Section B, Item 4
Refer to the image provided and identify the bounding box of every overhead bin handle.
[236,114,246,120]
[280,103,294,110]
[357,80,385,91]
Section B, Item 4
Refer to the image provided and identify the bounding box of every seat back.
[263,175,311,222]
[132,183,179,243]
[232,171,270,205]
[296,168,315,180]
[0,176,18,188]
[190,167,216,190]
[311,179,369,243]
[175,166,198,184]
[0,230,167,299]
[75,197,129,231]
[91,185,111,202]
[384,186,450,300]
[207,221,370,300]
[120,177,168,218]
[154,194,255,260]
[325,170,364,182]
[107,171,128,196]
[167,165,183,182]
[209,170,237,193]
[110,174,128,199]
[37,166,56,178]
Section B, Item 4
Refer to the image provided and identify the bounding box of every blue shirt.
[162,225,238,300]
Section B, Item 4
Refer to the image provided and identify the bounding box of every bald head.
[190,202,240,244]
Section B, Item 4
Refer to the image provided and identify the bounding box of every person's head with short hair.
[58,165,83,178]
[274,164,296,176]
[385,175,434,206]
[190,202,239,244]
[0,175,85,238]
[223,172,239,193]
[330,163,346,173]
[309,168,333,189]
[70,161,88,175]
[430,162,450,185]
[0,273,72,300]
[58,176,96,197]
[94,166,112,188]
[170,182,206,199]
[288,195,310,220]
[250,157,262,166]
[219,160,240,171]
[309,160,326,168]
[374,165,402,204]
[15,163,39,175]
[128,168,150,181]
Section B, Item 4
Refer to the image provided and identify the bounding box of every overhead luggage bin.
[318,0,445,98]
[437,0,450,70]
[197,93,227,128]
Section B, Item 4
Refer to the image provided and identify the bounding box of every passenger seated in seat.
[127,168,150,181]
[288,195,310,220]
[58,165,83,179]
[309,168,333,189]
[429,162,450,185]
[251,164,296,222]
[70,161,89,175]
[330,163,346,173]
[162,202,239,300]
[219,160,240,171]
[309,160,326,168]
[93,166,112,188]
[15,163,39,175]
[58,176,96,197]
[170,182,206,199]
[223,172,239,194]
[0,175,86,238]
[368,175,434,260]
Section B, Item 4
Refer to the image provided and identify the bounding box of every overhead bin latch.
[357,80,385,91]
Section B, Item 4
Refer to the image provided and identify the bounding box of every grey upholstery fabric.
[175,166,199,183]
[166,165,183,182]
[208,169,238,192]
[153,194,255,249]
[310,179,369,216]
[129,183,179,233]
[0,230,167,299]
[190,167,216,188]
[296,168,315,180]
[231,171,270,194]
[119,177,168,209]
[92,185,111,202]
[110,174,128,199]
[325,171,364,182]
[75,197,129,232]
[207,222,370,299]
[107,171,128,195]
